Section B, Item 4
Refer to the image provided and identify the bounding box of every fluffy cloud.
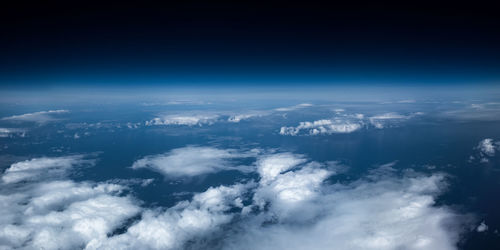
[470,138,500,163]
[1,155,93,184]
[222,157,464,250]
[89,183,251,249]
[145,114,220,126]
[132,146,256,178]
[0,157,140,250]
[0,151,470,250]
[279,111,423,136]
[1,110,69,123]
[280,119,362,135]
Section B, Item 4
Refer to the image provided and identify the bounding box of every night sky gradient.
[1,2,500,87]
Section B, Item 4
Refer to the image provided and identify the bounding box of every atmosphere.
[1,2,500,250]
[1,2,500,87]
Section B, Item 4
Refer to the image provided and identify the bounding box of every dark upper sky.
[1,2,500,87]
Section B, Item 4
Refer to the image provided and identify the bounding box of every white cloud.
[1,110,69,123]
[0,152,471,250]
[477,139,496,157]
[471,138,500,163]
[145,114,219,126]
[477,221,488,232]
[368,112,422,129]
[132,146,255,178]
[87,183,251,250]
[274,103,313,112]
[222,157,464,250]
[280,119,362,135]
[0,156,140,250]
[0,128,25,138]
[1,155,92,184]
[227,112,265,123]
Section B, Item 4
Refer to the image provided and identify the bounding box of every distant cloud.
[145,114,219,126]
[0,128,25,138]
[1,155,93,184]
[470,138,500,163]
[443,102,500,121]
[1,110,69,123]
[274,103,313,112]
[280,119,362,135]
[279,111,424,136]
[397,99,416,103]
[368,112,423,129]
[132,146,257,178]
[477,221,488,232]
[227,112,267,123]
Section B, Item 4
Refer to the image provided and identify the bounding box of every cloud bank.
[145,114,220,126]
[1,151,469,250]
[1,110,69,123]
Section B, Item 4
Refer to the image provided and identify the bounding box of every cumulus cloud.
[279,111,424,136]
[145,114,220,126]
[0,151,470,250]
[280,119,362,135]
[0,157,141,250]
[222,156,464,250]
[1,110,69,123]
[132,146,256,178]
[1,155,93,184]
[470,138,500,163]
[89,183,251,249]
[476,221,488,232]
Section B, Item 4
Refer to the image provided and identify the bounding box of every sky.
[1,2,500,87]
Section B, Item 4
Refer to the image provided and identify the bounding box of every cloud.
[0,157,141,250]
[89,183,251,249]
[368,112,423,129]
[145,114,220,126]
[0,151,471,250]
[476,221,488,232]
[221,155,465,250]
[0,128,25,138]
[132,146,256,178]
[274,103,313,112]
[279,111,424,136]
[470,138,500,163]
[280,119,362,135]
[443,102,500,121]
[1,155,93,184]
[1,110,69,123]
[227,112,267,123]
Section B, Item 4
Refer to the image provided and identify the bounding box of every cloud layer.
[0,151,469,250]
[1,110,69,123]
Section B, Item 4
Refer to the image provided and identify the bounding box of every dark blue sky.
[1,2,500,87]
